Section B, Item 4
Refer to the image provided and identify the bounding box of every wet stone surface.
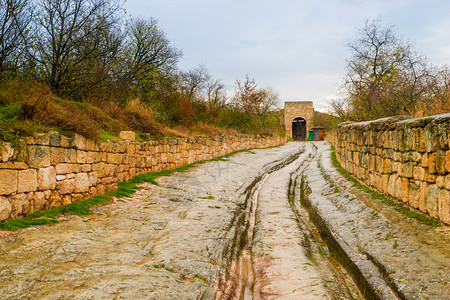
[0,142,448,300]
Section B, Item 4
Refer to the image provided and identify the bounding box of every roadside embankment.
[331,114,450,225]
[0,132,285,221]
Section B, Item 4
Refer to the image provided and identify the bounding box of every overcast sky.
[123,0,450,112]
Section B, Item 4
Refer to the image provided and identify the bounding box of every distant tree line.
[0,0,282,135]
[333,20,449,121]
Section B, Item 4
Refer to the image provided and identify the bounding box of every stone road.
[0,142,448,299]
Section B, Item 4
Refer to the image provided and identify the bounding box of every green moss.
[99,131,119,141]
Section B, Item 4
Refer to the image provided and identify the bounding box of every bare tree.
[179,65,210,102]
[30,0,123,99]
[342,19,431,120]
[122,17,181,83]
[0,0,32,78]
[232,75,279,116]
[206,78,227,109]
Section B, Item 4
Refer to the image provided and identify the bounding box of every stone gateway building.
[284,101,314,141]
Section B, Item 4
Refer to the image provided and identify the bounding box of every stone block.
[0,196,12,221]
[446,151,450,172]
[426,185,439,218]
[14,162,28,169]
[445,175,450,190]
[413,167,426,181]
[382,159,392,174]
[421,152,428,168]
[60,135,73,148]
[0,141,15,162]
[408,181,420,209]
[49,191,62,208]
[34,133,50,145]
[74,133,87,150]
[56,179,75,194]
[418,182,428,213]
[0,169,18,195]
[38,166,56,190]
[55,163,73,175]
[56,175,66,181]
[27,145,50,168]
[18,169,37,193]
[77,150,87,164]
[49,131,61,146]
[400,162,414,178]
[119,131,135,141]
[436,176,445,188]
[435,151,446,175]
[88,171,98,186]
[50,147,67,164]
[401,177,409,203]
[75,173,90,193]
[438,189,450,225]
[10,193,29,217]
[33,191,47,213]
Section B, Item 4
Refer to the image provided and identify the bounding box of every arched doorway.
[292,117,306,141]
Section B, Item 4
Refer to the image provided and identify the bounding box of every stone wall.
[332,114,450,225]
[0,132,286,221]
[284,101,314,138]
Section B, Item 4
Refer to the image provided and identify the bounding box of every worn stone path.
[0,142,448,299]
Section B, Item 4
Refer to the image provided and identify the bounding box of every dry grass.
[414,95,450,118]
[0,80,251,141]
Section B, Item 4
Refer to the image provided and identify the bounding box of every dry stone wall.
[332,114,450,225]
[0,132,286,221]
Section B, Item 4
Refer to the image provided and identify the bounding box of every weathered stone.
[77,150,87,164]
[49,191,62,208]
[10,193,29,217]
[421,152,428,168]
[27,145,50,168]
[0,141,15,162]
[49,131,61,147]
[14,162,28,169]
[445,150,450,172]
[0,196,12,221]
[34,133,50,145]
[435,151,446,175]
[408,181,420,209]
[400,162,414,178]
[50,147,67,164]
[119,131,135,141]
[18,169,37,193]
[55,163,73,174]
[428,152,437,174]
[33,191,47,212]
[426,185,439,218]
[74,133,87,150]
[88,171,98,186]
[75,173,90,193]
[60,135,73,148]
[438,189,450,224]
[413,167,426,181]
[56,175,66,181]
[0,169,18,195]
[418,181,428,213]
[62,195,72,206]
[400,177,409,203]
[436,176,445,188]
[445,175,450,190]
[37,166,56,190]
[56,179,75,194]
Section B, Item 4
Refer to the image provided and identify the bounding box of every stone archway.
[292,117,306,141]
[284,101,314,140]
